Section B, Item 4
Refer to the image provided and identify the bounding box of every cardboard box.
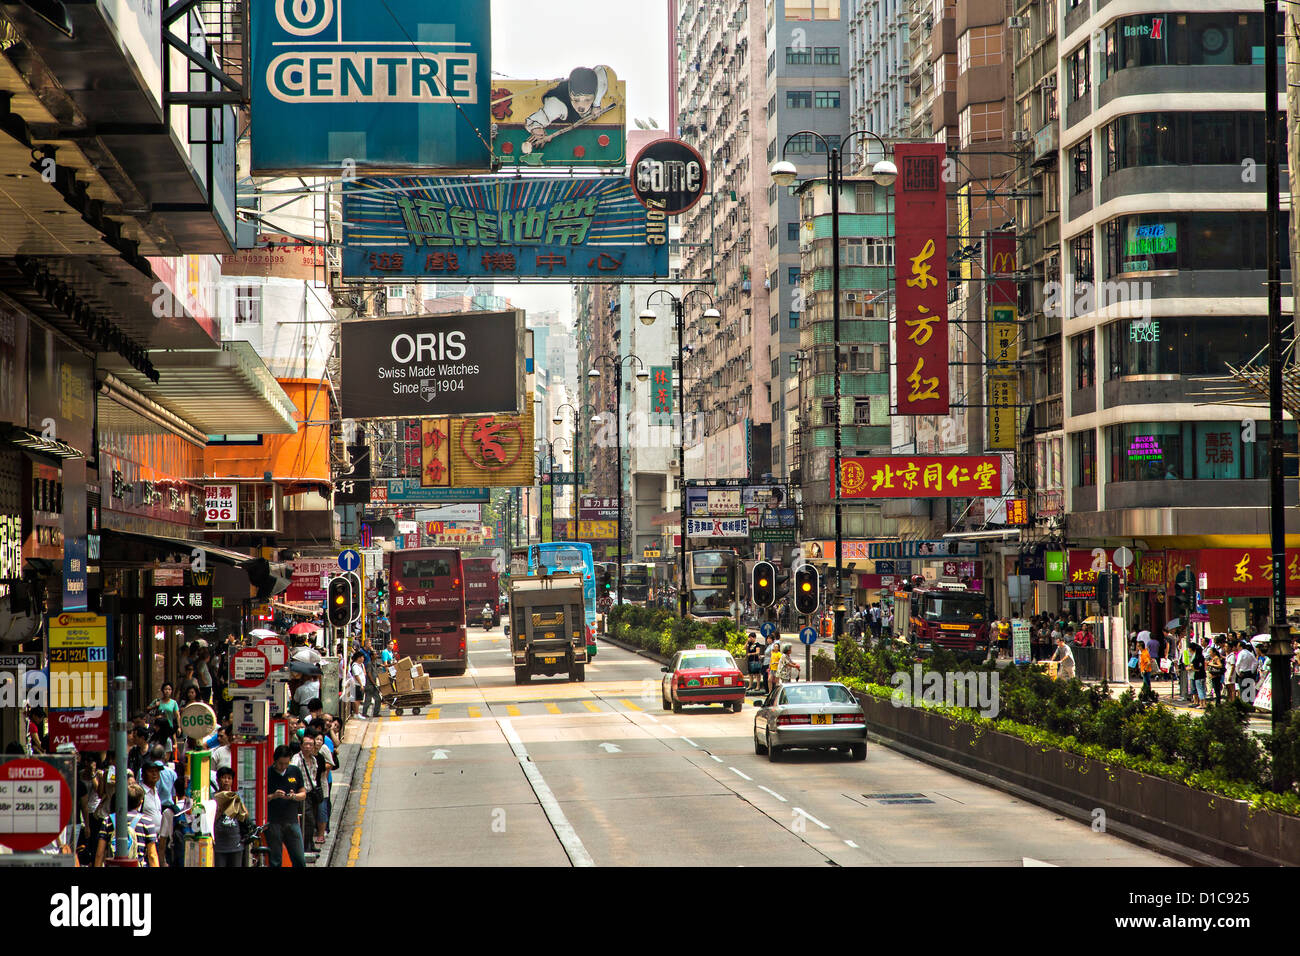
[412,664,424,678]
[413,675,430,691]
[396,657,414,673]
[395,677,415,694]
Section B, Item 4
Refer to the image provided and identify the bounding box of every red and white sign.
[0,758,72,851]
[286,558,332,603]
[256,636,288,671]
[205,483,238,523]
[231,647,270,688]
[48,711,110,751]
[894,142,950,415]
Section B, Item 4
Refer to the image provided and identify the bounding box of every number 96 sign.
[205,484,238,523]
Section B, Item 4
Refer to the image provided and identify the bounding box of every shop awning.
[101,529,255,568]
[98,341,299,435]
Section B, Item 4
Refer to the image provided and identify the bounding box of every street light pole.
[773,131,896,641]
[589,356,649,611]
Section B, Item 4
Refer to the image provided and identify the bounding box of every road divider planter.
[852,688,1300,866]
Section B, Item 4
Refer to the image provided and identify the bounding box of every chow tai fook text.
[342,176,671,280]
[340,311,523,420]
[834,455,1003,499]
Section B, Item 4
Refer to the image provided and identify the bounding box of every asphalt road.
[335,628,1180,867]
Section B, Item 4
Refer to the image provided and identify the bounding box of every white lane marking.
[680,737,699,747]
[468,665,479,676]
[642,713,659,723]
[729,767,752,781]
[709,754,723,763]
[793,807,830,830]
[1023,857,1058,867]
[497,719,594,867]
[844,839,859,849]
[758,785,787,803]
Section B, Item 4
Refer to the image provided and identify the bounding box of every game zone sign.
[206,484,238,523]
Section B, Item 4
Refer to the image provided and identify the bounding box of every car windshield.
[780,684,856,705]
[678,652,735,671]
[924,595,985,623]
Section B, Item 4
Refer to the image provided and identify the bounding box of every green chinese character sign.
[649,366,673,415]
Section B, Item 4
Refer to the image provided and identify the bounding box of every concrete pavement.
[333,628,1180,867]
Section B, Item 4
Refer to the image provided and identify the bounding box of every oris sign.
[340,311,524,419]
[631,139,707,216]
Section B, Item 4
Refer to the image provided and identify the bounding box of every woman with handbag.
[745,633,763,692]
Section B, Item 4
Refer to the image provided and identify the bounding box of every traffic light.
[349,572,361,622]
[1095,571,1119,610]
[327,576,352,628]
[596,566,613,593]
[1174,566,1194,616]
[752,561,776,607]
[375,572,386,602]
[794,565,820,616]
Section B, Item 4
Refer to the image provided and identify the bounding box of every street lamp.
[640,289,720,618]
[588,353,650,608]
[535,437,569,543]
[772,129,893,640]
[553,402,598,537]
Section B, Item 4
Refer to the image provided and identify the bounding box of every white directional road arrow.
[598,742,622,753]
[431,749,451,760]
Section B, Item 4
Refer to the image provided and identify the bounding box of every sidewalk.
[1079,673,1276,734]
[313,714,368,867]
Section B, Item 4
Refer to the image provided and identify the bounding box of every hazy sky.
[488,0,669,323]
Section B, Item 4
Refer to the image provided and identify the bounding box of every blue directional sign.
[760,621,778,639]
[799,626,817,646]
[338,549,361,572]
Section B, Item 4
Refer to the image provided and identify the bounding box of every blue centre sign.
[799,626,817,646]
[250,0,493,172]
[338,549,361,572]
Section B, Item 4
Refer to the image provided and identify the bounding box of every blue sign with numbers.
[760,621,778,638]
[799,626,817,645]
[338,549,361,572]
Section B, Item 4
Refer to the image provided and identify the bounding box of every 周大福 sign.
[340,311,523,420]
[250,0,491,172]
[491,67,626,167]
[342,176,670,280]
[147,586,214,625]
[834,456,1003,499]
[631,139,707,216]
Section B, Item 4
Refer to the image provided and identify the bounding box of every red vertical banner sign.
[893,143,950,415]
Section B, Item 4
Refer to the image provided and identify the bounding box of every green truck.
[508,571,589,683]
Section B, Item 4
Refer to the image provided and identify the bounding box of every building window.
[788,222,800,242]
[1104,212,1288,277]
[814,90,841,109]
[1103,317,1270,380]
[769,270,779,291]
[957,25,1003,73]
[770,313,779,334]
[234,286,260,324]
[787,131,817,153]
[1068,43,1089,103]
[814,46,841,65]
[1069,230,1093,281]
[786,0,841,20]
[788,267,801,284]
[767,94,777,119]
[1072,331,1094,389]
[1103,112,1282,174]
[1102,12,1282,80]
[789,312,800,329]
[1072,429,1096,486]
[959,101,1004,147]
[932,53,956,93]
[789,355,800,374]
[769,226,779,248]
[787,90,813,109]
[787,46,812,65]
[1068,138,1091,196]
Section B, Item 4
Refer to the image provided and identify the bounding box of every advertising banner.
[420,417,452,487]
[649,365,673,414]
[1066,549,1139,600]
[631,138,707,215]
[205,484,238,523]
[48,613,110,721]
[1181,548,1300,597]
[333,444,371,505]
[686,517,749,538]
[893,143,949,415]
[448,413,535,488]
[250,0,491,172]
[540,485,552,542]
[418,503,482,522]
[835,455,1002,499]
[287,558,332,603]
[578,519,617,540]
[221,234,326,280]
[147,586,213,625]
[341,311,522,420]
[491,68,626,167]
[342,176,670,280]
[987,376,1018,451]
[376,479,490,504]
[579,496,618,520]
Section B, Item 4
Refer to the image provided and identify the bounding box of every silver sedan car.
[753,681,867,762]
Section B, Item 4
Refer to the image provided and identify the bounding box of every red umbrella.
[289,622,321,635]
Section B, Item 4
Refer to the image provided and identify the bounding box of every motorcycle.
[480,608,494,630]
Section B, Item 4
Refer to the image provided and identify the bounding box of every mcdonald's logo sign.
[985,231,1018,306]
[989,251,1016,273]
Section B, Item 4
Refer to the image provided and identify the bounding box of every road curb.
[316,720,369,868]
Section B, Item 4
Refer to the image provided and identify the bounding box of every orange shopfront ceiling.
[203,379,332,485]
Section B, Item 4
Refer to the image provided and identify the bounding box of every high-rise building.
[847,0,911,142]
[1056,1,1297,633]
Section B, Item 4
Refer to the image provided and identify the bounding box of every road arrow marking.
[431,749,451,760]
[1022,857,1057,867]
[793,807,830,830]
[598,742,622,753]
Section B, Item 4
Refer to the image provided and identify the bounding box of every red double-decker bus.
[386,548,467,675]
[463,556,500,627]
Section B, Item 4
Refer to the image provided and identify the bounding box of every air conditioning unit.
[1008,16,1029,28]
[1041,74,1057,89]
[1012,130,1031,142]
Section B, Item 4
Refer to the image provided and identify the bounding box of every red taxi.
[661,647,746,713]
